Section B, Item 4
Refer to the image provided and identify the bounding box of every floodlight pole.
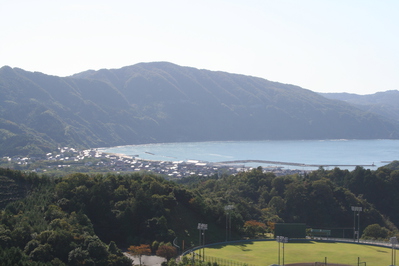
[198,227,201,261]
[197,223,208,262]
[225,211,228,241]
[276,236,281,265]
[282,240,285,266]
[357,211,360,243]
[198,228,201,246]
[390,237,398,266]
[278,239,280,265]
[276,236,288,266]
[351,206,362,242]
[229,210,232,240]
[353,209,356,241]
[203,230,205,260]
[224,205,234,242]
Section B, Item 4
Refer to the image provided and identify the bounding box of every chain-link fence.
[283,262,364,266]
[184,253,258,266]
[312,236,394,248]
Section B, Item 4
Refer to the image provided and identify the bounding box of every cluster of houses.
[1,147,307,178]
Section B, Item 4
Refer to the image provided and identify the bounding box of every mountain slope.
[320,90,399,122]
[1,62,398,157]
[73,62,399,140]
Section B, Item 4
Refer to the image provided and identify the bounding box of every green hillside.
[1,164,399,265]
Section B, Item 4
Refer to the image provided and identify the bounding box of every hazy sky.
[1,0,398,94]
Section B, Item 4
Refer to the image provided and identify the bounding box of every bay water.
[100,139,399,171]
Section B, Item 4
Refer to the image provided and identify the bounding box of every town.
[1,147,308,178]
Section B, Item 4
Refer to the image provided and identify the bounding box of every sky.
[1,0,398,95]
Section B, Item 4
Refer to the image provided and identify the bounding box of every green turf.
[201,240,395,265]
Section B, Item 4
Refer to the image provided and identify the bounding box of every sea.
[99,139,399,171]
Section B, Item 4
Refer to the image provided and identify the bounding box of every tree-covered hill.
[0,169,131,265]
[2,164,399,264]
[1,62,398,157]
[177,166,397,234]
[321,90,399,122]
[0,168,228,265]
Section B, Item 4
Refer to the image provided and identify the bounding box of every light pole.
[277,236,281,265]
[358,207,362,242]
[351,206,362,242]
[276,236,288,266]
[224,205,234,241]
[391,236,398,266]
[197,223,208,261]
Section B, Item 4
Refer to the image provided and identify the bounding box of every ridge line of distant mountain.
[320,90,399,122]
[0,62,398,157]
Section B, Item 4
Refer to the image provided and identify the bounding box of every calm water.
[100,139,399,170]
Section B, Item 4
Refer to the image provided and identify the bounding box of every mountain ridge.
[1,62,398,157]
[321,90,399,122]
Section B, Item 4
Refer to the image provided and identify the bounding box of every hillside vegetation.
[1,62,398,157]
[321,90,399,122]
[1,163,399,264]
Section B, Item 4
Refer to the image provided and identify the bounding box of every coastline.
[99,139,396,171]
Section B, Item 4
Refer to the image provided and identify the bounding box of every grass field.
[200,240,395,265]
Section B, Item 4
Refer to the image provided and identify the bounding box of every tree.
[156,244,177,261]
[47,229,74,262]
[243,220,266,238]
[87,239,109,265]
[68,247,94,266]
[24,239,40,255]
[268,196,285,216]
[29,243,53,262]
[284,182,309,222]
[128,244,151,266]
[0,226,12,248]
[108,241,121,255]
[10,223,33,249]
[107,253,133,266]
[361,224,389,240]
[0,246,30,266]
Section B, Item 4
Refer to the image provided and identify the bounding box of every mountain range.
[0,62,398,157]
[320,90,399,122]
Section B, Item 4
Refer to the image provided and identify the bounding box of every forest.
[1,162,399,265]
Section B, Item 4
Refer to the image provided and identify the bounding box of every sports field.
[202,240,395,265]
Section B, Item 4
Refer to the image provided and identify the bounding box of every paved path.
[124,253,167,266]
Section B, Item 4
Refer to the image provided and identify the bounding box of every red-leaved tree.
[128,244,151,266]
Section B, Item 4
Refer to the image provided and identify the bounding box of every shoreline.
[98,139,395,171]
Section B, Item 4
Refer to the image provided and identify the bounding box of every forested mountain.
[321,90,399,122]
[2,164,399,265]
[1,62,399,157]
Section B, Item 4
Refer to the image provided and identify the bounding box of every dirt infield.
[285,263,352,266]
